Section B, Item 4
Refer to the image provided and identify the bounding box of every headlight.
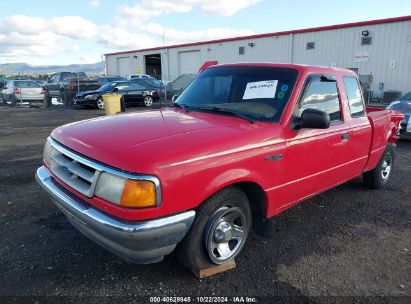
[95,172,157,208]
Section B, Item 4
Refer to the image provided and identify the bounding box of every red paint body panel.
[49,63,403,221]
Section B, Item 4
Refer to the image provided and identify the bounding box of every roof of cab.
[207,62,358,77]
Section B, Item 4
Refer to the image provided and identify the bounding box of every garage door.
[179,51,201,75]
[117,57,130,77]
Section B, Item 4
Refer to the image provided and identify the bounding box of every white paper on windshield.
[243,80,278,100]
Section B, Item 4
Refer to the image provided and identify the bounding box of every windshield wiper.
[198,106,255,123]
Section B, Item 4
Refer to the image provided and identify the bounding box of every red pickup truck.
[36,63,403,270]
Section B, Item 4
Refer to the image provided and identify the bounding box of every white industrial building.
[105,16,411,103]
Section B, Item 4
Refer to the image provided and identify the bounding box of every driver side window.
[297,75,342,122]
[115,83,131,91]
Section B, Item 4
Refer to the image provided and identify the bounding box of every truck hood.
[51,108,280,174]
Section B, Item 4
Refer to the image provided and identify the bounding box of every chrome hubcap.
[381,154,392,180]
[205,207,247,264]
[144,96,153,107]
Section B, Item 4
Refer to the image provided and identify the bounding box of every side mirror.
[171,95,179,103]
[47,79,52,83]
[300,108,330,129]
[112,87,119,93]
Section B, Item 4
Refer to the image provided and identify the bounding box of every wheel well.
[234,182,267,222]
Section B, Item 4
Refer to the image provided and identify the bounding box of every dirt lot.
[0,103,410,303]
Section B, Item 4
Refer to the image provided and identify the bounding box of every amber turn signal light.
[120,180,156,208]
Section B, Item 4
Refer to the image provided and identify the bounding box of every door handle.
[341,133,350,140]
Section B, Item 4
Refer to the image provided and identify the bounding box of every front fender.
[200,168,267,204]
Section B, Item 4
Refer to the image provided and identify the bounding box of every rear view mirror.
[300,108,330,129]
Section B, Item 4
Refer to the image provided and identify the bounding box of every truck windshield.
[176,66,298,122]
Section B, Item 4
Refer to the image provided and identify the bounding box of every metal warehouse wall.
[292,21,411,96]
[105,19,411,98]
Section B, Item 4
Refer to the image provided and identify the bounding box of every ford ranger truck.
[36,64,404,269]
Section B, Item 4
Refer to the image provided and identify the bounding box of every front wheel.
[143,95,154,107]
[363,145,395,189]
[177,186,251,270]
[96,97,105,110]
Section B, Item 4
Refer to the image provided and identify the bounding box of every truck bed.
[364,107,404,171]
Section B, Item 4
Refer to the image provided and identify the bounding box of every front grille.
[48,145,101,198]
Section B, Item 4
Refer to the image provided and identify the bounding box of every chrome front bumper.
[35,166,195,264]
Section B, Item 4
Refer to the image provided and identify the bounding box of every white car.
[2,80,46,106]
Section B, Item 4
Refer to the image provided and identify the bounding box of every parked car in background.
[97,76,126,86]
[386,99,411,139]
[73,81,160,109]
[2,80,46,106]
[36,63,403,268]
[128,74,156,80]
[131,78,174,99]
[44,72,101,105]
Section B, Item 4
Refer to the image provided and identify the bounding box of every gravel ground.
[0,103,410,303]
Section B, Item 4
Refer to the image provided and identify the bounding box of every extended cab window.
[298,75,341,122]
[344,77,365,117]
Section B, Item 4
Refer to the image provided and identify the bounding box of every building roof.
[105,15,411,56]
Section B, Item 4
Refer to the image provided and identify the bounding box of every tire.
[177,186,251,270]
[363,145,395,189]
[143,95,154,107]
[10,96,17,106]
[45,96,52,107]
[96,97,105,110]
[61,91,71,106]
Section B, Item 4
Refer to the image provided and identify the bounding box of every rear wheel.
[10,96,17,106]
[363,145,394,189]
[143,95,154,107]
[61,91,71,106]
[177,186,251,270]
[45,96,52,107]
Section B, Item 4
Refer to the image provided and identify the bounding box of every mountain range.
[0,62,106,75]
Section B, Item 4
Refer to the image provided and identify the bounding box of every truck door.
[341,76,372,174]
[277,75,357,210]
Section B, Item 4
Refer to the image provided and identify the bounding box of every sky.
[0,0,410,66]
